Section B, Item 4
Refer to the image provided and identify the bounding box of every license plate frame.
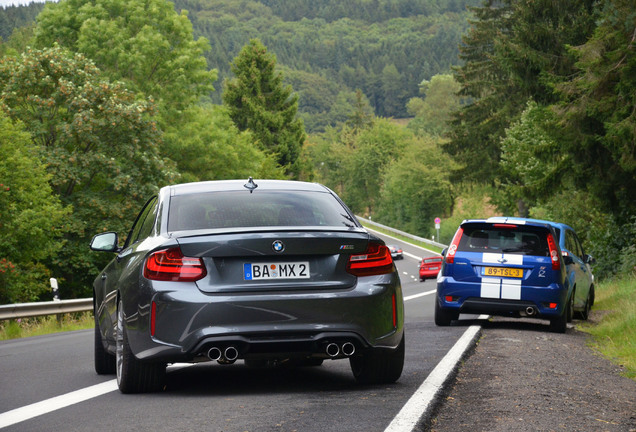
[482,266,523,278]
[244,262,310,280]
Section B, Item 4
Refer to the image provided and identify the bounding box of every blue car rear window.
[458,226,550,257]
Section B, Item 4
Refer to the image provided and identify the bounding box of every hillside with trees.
[0,0,634,303]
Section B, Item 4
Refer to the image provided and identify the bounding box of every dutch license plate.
[482,266,523,278]
[244,262,310,280]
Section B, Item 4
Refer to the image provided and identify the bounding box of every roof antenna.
[244,177,258,193]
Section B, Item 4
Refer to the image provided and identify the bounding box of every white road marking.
[0,285,468,432]
[404,289,436,301]
[0,380,118,429]
[0,364,193,429]
[384,316,488,432]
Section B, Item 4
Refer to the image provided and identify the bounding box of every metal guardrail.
[0,298,92,321]
[356,216,448,250]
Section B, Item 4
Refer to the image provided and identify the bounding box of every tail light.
[546,233,561,271]
[493,223,517,229]
[144,247,207,282]
[346,243,394,276]
[445,227,464,264]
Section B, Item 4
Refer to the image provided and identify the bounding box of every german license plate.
[482,267,523,278]
[244,262,310,280]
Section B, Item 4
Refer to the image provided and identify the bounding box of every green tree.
[345,89,374,131]
[0,114,69,303]
[34,0,216,119]
[493,101,566,216]
[376,135,456,237]
[223,39,306,178]
[162,103,285,183]
[555,0,636,220]
[407,74,462,137]
[446,0,596,184]
[338,118,408,215]
[0,45,172,297]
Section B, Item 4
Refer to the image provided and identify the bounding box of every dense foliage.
[0,0,634,304]
[447,0,636,278]
[0,114,69,303]
[173,0,476,127]
[0,45,172,298]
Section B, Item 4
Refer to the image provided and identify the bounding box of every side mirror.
[441,248,447,257]
[584,254,596,265]
[90,232,120,252]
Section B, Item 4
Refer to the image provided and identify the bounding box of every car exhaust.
[525,306,536,316]
[207,347,222,361]
[325,343,340,357]
[224,346,239,362]
[341,342,355,356]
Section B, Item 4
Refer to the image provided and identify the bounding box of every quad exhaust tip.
[207,346,239,363]
[325,342,356,358]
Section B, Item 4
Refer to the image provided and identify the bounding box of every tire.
[116,300,166,393]
[434,299,457,326]
[549,295,571,333]
[577,290,592,321]
[94,312,116,375]
[350,334,405,385]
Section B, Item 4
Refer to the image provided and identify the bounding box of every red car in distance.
[419,256,443,281]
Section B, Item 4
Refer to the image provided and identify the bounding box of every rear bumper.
[125,273,404,362]
[437,277,567,318]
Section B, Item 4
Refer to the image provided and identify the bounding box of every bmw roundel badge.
[272,240,285,253]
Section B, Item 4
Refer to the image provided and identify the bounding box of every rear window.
[168,190,356,231]
[423,258,442,264]
[458,225,550,257]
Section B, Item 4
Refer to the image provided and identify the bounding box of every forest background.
[0,0,634,303]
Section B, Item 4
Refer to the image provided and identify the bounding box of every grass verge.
[577,274,636,380]
[0,312,93,340]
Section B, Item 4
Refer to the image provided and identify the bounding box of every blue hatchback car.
[435,217,572,333]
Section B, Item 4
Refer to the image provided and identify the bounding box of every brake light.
[346,243,394,276]
[144,247,207,282]
[546,233,561,271]
[445,227,464,264]
[493,223,517,229]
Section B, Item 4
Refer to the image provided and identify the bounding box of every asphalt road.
[0,233,477,432]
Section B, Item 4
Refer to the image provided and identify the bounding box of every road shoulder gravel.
[426,312,636,432]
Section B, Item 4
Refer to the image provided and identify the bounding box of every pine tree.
[223,39,306,178]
